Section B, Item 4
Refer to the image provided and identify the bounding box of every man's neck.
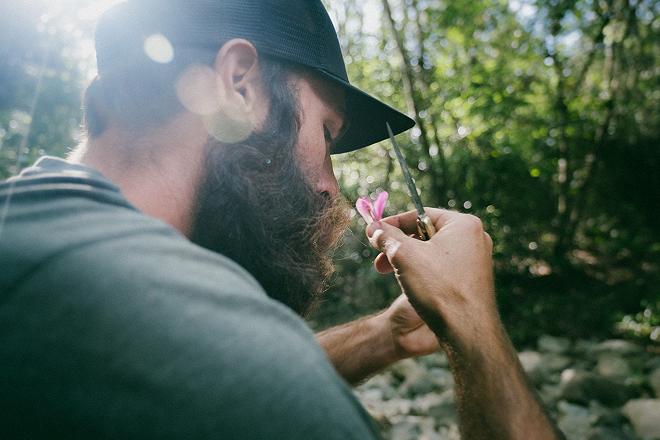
[73,115,208,237]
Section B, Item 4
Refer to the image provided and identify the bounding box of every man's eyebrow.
[309,71,348,139]
[331,101,349,140]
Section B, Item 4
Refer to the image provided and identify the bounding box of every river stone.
[410,390,456,423]
[539,335,572,353]
[391,359,437,397]
[574,339,599,354]
[436,424,461,440]
[381,385,398,401]
[418,352,449,369]
[358,373,397,401]
[519,350,544,384]
[390,359,425,382]
[410,392,443,414]
[389,416,421,440]
[540,383,562,406]
[557,400,592,440]
[585,426,635,440]
[417,416,443,440]
[379,398,412,418]
[543,353,572,372]
[559,369,637,406]
[387,415,441,440]
[649,368,660,398]
[404,375,437,397]
[360,373,389,389]
[359,388,384,403]
[588,400,626,427]
[622,399,660,440]
[427,367,454,390]
[592,339,642,356]
[596,353,632,378]
[426,391,456,426]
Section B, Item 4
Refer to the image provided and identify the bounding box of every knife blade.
[386,122,436,240]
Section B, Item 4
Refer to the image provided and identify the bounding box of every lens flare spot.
[176,65,220,115]
[203,111,253,144]
[144,33,174,64]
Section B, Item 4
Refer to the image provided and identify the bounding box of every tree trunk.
[381,0,443,205]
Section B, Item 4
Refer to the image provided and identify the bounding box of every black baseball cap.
[94,0,415,154]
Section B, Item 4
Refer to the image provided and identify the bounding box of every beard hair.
[189,68,350,317]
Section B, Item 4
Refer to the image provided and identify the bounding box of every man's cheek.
[293,152,324,190]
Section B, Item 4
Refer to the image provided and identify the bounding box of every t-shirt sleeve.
[1,230,381,439]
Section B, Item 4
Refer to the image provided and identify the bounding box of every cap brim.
[313,69,415,154]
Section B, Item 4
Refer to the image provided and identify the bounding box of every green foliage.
[616,300,660,343]
[314,0,660,346]
[0,3,85,179]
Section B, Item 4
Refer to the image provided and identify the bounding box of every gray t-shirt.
[0,157,381,439]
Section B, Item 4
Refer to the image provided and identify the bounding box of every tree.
[318,0,659,345]
[0,2,86,179]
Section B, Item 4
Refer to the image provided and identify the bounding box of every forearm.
[316,312,399,385]
[440,317,563,440]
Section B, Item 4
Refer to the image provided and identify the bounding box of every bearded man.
[0,0,561,438]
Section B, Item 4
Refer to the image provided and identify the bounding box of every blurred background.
[0,0,660,440]
[323,0,660,349]
[2,0,659,438]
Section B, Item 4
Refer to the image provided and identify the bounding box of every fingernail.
[367,221,381,238]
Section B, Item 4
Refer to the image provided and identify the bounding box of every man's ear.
[174,39,266,143]
[213,39,264,126]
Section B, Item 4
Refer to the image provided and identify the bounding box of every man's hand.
[316,294,438,385]
[367,209,497,349]
[367,209,562,440]
[384,294,439,359]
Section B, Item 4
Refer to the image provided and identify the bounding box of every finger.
[373,231,419,273]
[379,208,462,236]
[374,252,394,274]
[367,221,415,265]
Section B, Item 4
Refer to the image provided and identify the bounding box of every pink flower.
[356,191,388,224]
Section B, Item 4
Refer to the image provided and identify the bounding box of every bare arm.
[367,209,562,440]
[316,311,396,385]
[443,316,564,439]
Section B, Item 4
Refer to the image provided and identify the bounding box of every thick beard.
[189,76,349,316]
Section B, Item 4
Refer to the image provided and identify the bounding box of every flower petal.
[356,196,374,224]
[372,191,389,221]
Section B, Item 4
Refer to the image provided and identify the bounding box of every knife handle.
[416,214,436,241]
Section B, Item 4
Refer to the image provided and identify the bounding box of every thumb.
[367,221,415,265]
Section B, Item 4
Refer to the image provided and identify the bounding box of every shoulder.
[1,200,380,439]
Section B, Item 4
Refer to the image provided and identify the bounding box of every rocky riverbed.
[354,337,660,439]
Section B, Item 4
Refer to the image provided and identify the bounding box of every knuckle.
[386,238,412,267]
[461,214,484,233]
[384,237,403,257]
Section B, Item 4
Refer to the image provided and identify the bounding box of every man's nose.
[316,164,340,198]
